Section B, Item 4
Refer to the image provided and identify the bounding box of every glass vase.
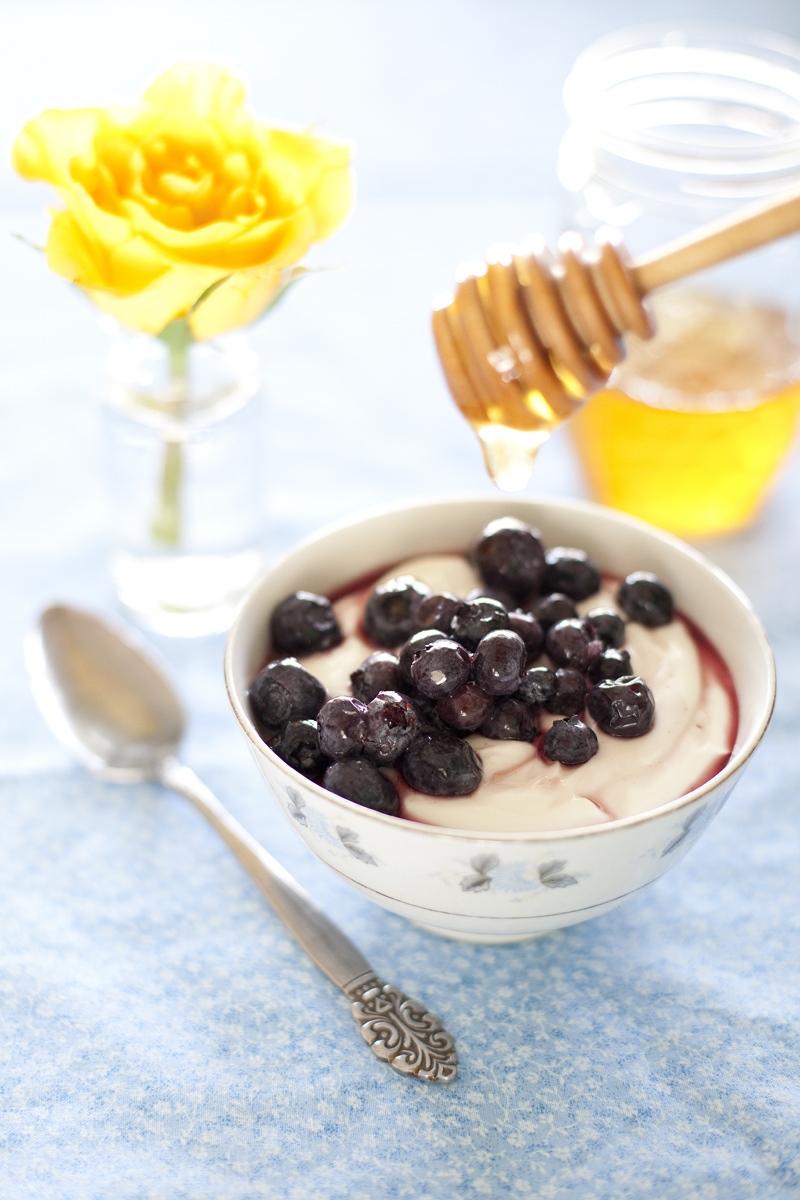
[103,327,265,636]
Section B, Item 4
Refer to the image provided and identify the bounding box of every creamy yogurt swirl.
[300,554,735,834]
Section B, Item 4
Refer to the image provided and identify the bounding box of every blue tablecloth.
[2,3,800,1194]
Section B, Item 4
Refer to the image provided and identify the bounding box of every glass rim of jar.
[563,22,800,179]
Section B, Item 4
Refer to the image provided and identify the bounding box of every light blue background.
[2,2,800,1197]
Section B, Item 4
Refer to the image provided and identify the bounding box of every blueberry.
[525,592,578,631]
[414,592,461,634]
[542,717,598,766]
[249,658,327,728]
[271,720,329,777]
[543,548,601,601]
[317,696,368,759]
[270,591,341,656]
[585,607,626,649]
[465,585,514,610]
[517,665,557,707]
[410,638,472,698]
[473,629,526,696]
[450,598,510,651]
[401,734,482,796]
[364,575,431,647]
[436,683,494,732]
[587,675,655,737]
[587,647,632,683]
[323,758,399,816]
[545,619,603,670]
[363,691,421,765]
[480,698,539,741]
[544,667,586,716]
[617,573,674,627]
[398,629,448,685]
[508,610,545,658]
[350,651,401,703]
[472,517,545,599]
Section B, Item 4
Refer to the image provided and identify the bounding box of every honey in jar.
[570,289,800,538]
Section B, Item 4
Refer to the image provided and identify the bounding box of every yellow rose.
[12,62,353,337]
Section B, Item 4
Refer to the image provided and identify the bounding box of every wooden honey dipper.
[432,184,800,491]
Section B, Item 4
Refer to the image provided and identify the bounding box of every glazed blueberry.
[544,667,586,717]
[473,629,526,696]
[364,575,431,647]
[542,717,598,766]
[516,665,557,708]
[479,698,539,741]
[350,651,401,703]
[585,607,626,649]
[465,585,514,611]
[450,598,510,651]
[270,591,341,656]
[317,696,368,759]
[436,683,494,732]
[401,734,483,796]
[398,629,447,685]
[472,517,545,599]
[508,610,545,658]
[617,573,674,627]
[587,675,655,737]
[249,658,327,728]
[543,548,601,601]
[414,592,461,634]
[545,619,603,671]
[525,592,578,631]
[363,691,421,765]
[410,638,472,699]
[323,758,399,816]
[271,720,329,778]
[587,647,633,684]
[410,694,451,736]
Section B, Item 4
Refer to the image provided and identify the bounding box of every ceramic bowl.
[224,496,774,943]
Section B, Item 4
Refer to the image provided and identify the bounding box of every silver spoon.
[26,605,457,1084]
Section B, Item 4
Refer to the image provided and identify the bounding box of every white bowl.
[224,496,774,943]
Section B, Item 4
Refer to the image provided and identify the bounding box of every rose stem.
[151,319,193,546]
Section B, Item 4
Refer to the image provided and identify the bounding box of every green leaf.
[188,274,232,317]
[12,233,45,253]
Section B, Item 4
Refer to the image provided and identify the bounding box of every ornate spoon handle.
[160,758,458,1083]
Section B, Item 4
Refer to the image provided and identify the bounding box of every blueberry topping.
[585,607,626,649]
[473,629,526,696]
[473,517,545,599]
[508,610,545,658]
[543,548,601,601]
[323,758,399,816]
[364,575,431,647]
[525,592,578,631]
[465,585,514,610]
[410,638,472,698]
[517,665,557,707]
[398,629,448,685]
[545,619,603,670]
[317,696,368,759]
[436,683,494,732]
[617,573,674,627]
[249,658,327,727]
[271,719,329,777]
[544,667,586,716]
[542,717,598,766]
[363,690,421,765]
[270,591,341,656]
[587,675,655,737]
[587,647,633,683]
[450,598,510,651]
[350,651,401,703]
[401,734,482,796]
[414,592,461,634]
[479,698,539,741]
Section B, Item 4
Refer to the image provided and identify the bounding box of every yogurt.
[300,553,736,834]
